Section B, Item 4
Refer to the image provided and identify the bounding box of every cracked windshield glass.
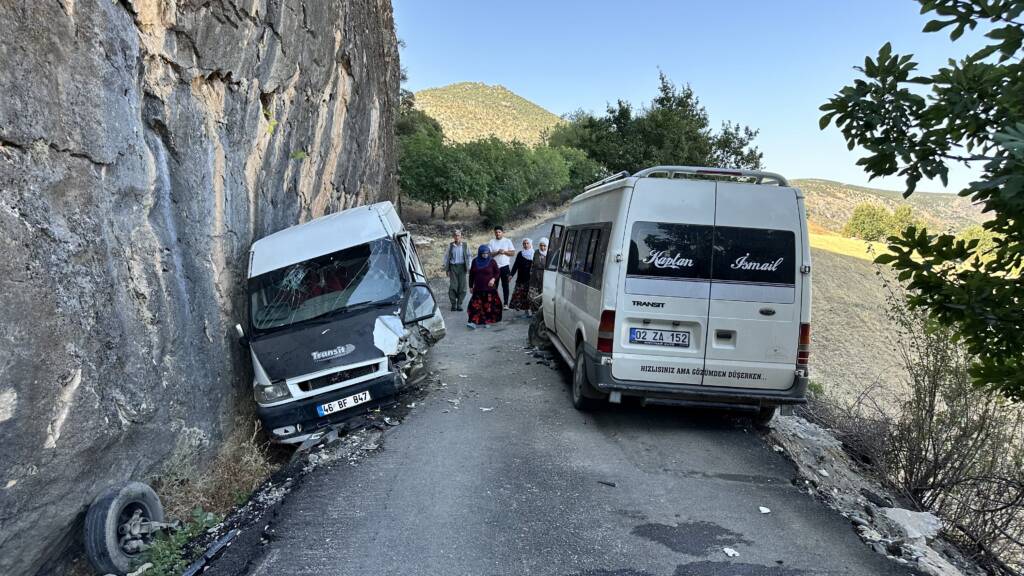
[249,238,402,332]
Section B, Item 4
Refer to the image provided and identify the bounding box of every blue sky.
[393,0,987,193]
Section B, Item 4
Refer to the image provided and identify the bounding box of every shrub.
[805,276,1024,573]
[843,203,922,241]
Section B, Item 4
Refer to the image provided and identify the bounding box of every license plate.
[629,327,690,348]
[316,390,372,417]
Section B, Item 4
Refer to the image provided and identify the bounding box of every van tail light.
[797,323,811,373]
[597,310,616,353]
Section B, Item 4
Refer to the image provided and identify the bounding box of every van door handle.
[759,307,776,316]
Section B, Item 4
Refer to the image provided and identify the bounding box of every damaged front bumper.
[256,372,401,444]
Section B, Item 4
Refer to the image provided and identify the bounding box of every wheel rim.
[117,502,154,557]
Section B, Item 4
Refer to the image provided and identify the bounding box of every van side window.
[584,230,601,273]
[559,229,577,273]
[572,229,593,275]
[546,224,565,272]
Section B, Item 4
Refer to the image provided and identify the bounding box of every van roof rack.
[633,165,789,187]
[583,170,631,191]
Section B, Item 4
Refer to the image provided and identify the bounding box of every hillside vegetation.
[414,82,562,146]
[795,178,987,234]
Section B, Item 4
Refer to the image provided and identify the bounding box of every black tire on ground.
[84,481,164,576]
[528,313,550,348]
[572,342,604,411]
[754,405,778,428]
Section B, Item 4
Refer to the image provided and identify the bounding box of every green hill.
[414,82,561,146]
[793,178,988,234]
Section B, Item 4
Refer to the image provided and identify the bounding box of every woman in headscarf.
[508,238,535,315]
[467,245,503,328]
[527,237,549,315]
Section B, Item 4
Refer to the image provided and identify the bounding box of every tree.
[548,73,763,174]
[398,130,446,217]
[526,146,571,203]
[554,146,607,195]
[820,0,1024,402]
[843,203,893,241]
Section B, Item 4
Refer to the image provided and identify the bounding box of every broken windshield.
[248,237,403,334]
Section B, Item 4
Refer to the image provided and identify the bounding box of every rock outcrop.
[0,1,399,574]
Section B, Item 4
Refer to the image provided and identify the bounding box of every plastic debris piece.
[817,468,830,477]
[480,407,494,412]
[759,506,771,514]
[723,547,740,558]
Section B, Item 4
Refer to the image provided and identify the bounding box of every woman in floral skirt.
[508,238,534,316]
[467,245,503,328]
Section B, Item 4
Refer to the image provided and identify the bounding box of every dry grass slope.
[414,82,562,146]
[794,178,987,234]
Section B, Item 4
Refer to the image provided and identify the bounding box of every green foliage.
[548,73,763,173]
[956,224,999,261]
[821,0,1024,402]
[554,146,607,195]
[398,102,577,221]
[145,507,222,576]
[843,203,893,241]
[289,150,308,161]
[843,203,922,241]
[414,82,562,146]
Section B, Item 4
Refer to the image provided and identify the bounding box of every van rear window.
[712,227,795,286]
[627,222,712,281]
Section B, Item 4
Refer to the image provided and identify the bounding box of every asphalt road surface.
[241,221,921,576]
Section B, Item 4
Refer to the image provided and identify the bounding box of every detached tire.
[572,343,603,411]
[754,406,778,428]
[84,481,164,576]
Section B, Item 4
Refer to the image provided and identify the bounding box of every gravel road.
[231,219,922,576]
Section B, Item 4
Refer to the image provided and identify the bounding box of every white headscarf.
[521,238,535,261]
[538,237,549,257]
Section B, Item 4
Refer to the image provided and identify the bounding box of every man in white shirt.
[487,226,515,307]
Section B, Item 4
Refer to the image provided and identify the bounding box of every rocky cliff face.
[0,1,398,574]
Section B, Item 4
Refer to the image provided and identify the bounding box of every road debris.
[479,407,494,412]
[758,506,771,514]
[723,547,740,558]
[597,480,617,488]
[816,468,830,478]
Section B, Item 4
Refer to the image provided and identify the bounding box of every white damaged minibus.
[538,166,811,424]
[237,202,445,444]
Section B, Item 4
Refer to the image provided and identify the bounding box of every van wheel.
[754,406,778,428]
[572,343,603,411]
[84,482,164,575]
[528,313,550,348]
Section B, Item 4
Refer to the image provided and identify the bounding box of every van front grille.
[298,363,379,392]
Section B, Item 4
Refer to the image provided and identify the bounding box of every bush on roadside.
[804,275,1024,573]
[842,203,922,242]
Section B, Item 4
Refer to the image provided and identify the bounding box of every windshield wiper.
[305,299,399,324]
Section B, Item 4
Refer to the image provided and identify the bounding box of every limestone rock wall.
[0,1,398,574]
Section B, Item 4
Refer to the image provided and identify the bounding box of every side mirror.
[235,323,249,347]
[401,283,438,325]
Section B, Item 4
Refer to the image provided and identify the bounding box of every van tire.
[572,343,603,411]
[754,406,777,428]
[84,481,164,575]
[528,313,550,348]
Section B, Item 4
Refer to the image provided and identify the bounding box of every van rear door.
[611,178,716,385]
[703,183,802,390]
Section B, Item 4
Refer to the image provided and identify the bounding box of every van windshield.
[248,238,403,334]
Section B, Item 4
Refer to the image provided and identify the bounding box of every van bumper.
[585,348,807,408]
[256,372,400,444]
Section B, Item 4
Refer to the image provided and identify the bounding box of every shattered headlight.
[254,381,292,404]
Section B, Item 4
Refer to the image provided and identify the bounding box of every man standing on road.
[488,226,515,308]
[443,229,471,311]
